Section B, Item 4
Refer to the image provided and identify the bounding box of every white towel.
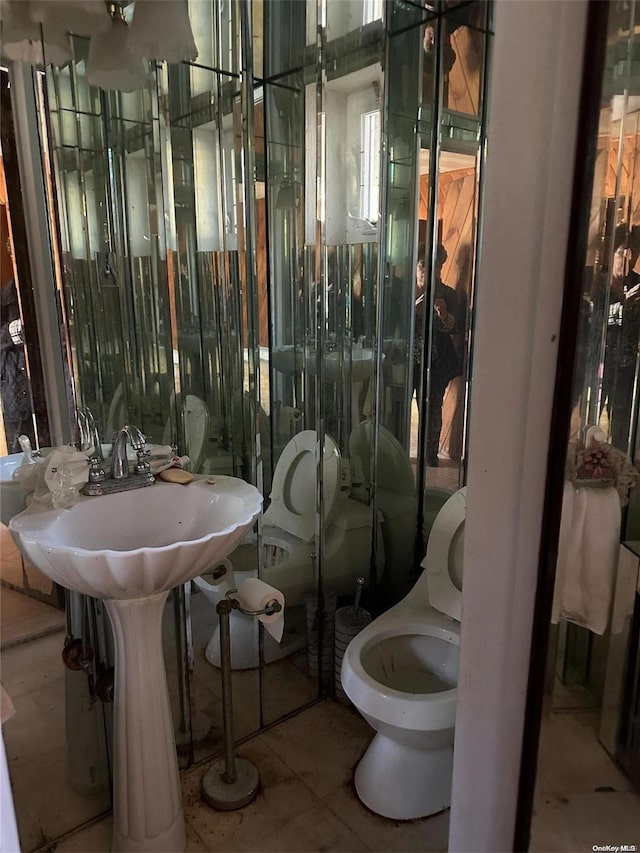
[551,482,575,626]
[551,482,621,635]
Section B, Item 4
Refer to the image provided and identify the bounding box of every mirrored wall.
[543,0,640,793]
[37,0,491,814]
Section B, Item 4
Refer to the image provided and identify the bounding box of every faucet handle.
[134,448,151,475]
[87,455,106,483]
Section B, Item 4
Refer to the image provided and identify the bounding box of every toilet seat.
[421,487,466,622]
[264,431,341,543]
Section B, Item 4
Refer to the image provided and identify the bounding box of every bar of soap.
[158,468,194,485]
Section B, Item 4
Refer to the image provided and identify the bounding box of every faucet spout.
[111,425,146,480]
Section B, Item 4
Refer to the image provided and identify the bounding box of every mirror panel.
[533,0,640,808]
[38,0,490,800]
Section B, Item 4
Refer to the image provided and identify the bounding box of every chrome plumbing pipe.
[201,591,281,810]
[218,599,236,784]
[353,577,364,619]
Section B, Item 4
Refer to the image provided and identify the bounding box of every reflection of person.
[0,279,33,453]
[602,226,640,450]
[413,244,465,467]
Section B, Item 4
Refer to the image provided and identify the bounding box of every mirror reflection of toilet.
[341,487,466,820]
[349,420,417,594]
[162,394,210,472]
[195,430,384,669]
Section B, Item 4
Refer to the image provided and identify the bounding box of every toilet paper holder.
[201,591,280,811]
[224,588,282,617]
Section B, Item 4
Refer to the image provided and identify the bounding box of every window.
[362,0,383,26]
[360,109,380,223]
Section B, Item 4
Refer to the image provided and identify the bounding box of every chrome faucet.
[82,423,155,497]
[111,424,148,480]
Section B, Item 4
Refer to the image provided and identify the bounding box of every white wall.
[449,1,588,850]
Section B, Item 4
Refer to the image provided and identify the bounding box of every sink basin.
[10,475,262,852]
[272,346,379,384]
[303,347,378,383]
[0,443,166,527]
[322,348,377,383]
[10,477,261,600]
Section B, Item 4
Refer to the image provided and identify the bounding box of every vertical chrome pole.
[218,600,237,784]
[201,599,260,810]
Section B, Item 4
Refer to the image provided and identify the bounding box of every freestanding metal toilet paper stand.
[201,589,282,810]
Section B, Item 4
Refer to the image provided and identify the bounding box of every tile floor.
[46,700,450,853]
[4,590,640,853]
[1,586,65,649]
[45,695,640,853]
[530,708,640,852]
[0,588,449,853]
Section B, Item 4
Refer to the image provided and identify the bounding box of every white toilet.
[195,430,384,668]
[340,487,466,820]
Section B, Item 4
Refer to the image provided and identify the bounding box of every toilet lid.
[264,430,341,543]
[421,487,466,622]
[349,420,414,495]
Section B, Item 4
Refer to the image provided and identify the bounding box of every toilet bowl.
[196,430,384,669]
[341,487,466,820]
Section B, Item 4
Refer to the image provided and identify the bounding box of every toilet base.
[354,731,452,820]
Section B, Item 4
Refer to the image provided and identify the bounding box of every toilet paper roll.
[198,558,236,598]
[279,406,303,437]
[235,577,285,643]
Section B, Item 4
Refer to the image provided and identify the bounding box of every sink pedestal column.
[105,591,186,853]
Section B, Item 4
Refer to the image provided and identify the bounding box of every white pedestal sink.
[10,476,262,853]
[318,348,377,383]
